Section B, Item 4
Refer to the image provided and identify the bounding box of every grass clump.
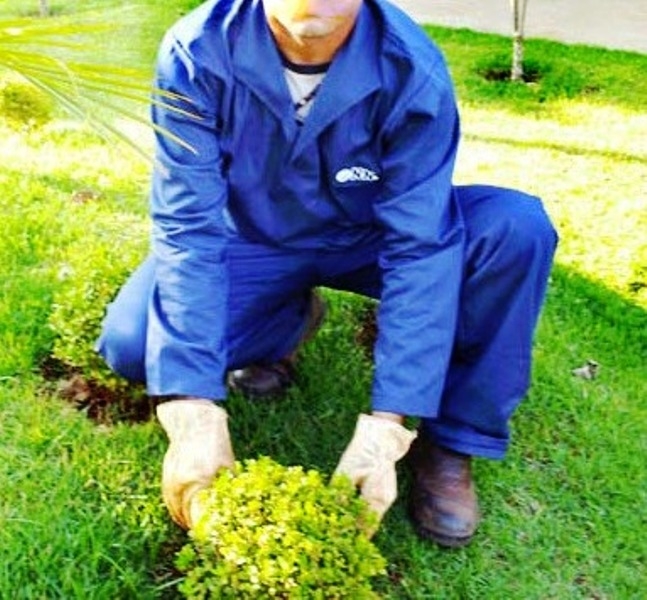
[176,456,386,599]
[48,211,148,389]
[424,25,647,113]
[473,53,596,103]
[0,74,54,128]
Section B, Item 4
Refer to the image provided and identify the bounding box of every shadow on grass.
[463,131,647,164]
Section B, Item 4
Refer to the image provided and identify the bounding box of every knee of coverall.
[93,257,154,384]
[459,185,559,279]
[95,311,147,383]
[451,185,558,362]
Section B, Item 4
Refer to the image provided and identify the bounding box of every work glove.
[334,414,417,533]
[156,398,235,530]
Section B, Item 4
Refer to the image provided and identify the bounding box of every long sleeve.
[371,58,464,418]
[145,33,230,400]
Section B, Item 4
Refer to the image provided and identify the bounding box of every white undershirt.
[283,67,327,124]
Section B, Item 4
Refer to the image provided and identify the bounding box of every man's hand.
[156,398,235,529]
[334,413,417,533]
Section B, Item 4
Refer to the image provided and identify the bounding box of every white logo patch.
[335,166,380,184]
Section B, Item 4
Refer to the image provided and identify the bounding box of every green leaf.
[0,15,198,159]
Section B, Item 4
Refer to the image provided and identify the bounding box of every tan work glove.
[334,414,417,532]
[156,399,235,529]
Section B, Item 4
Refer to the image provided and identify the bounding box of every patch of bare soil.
[40,356,154,425]
[355,306,378,359]
[479,64,542,83]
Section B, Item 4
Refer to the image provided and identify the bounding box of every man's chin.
[285,19,338,39]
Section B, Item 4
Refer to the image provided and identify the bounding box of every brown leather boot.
[227,359,296,399]
[408,432,480,548]
[227,291,327,399]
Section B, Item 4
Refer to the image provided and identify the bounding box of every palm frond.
[0,16,199,159]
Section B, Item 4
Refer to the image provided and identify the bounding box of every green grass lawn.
[1,1,646,598]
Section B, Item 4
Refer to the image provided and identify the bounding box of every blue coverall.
[97,0,558,459]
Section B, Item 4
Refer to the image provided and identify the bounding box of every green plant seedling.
[176,456,387,599]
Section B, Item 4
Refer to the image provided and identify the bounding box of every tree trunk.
[510,0,529,81]
[39,0,49,17]
[511,33,524,81]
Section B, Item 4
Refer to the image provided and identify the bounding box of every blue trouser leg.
[96,256,153,383]
[321,185,557,459]
[96,238,318,390]
[422,185,557,459]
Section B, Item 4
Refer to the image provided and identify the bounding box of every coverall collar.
[231,0,382,150]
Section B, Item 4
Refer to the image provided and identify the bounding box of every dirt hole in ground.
[479,64,542,83]
[355,306,378,359]
[40,356,154,426]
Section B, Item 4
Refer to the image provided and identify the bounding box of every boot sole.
[411,520,474,549]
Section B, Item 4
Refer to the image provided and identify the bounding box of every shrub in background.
[176,456,387,599]
[0,74,54,128]
[48,211,148,389]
